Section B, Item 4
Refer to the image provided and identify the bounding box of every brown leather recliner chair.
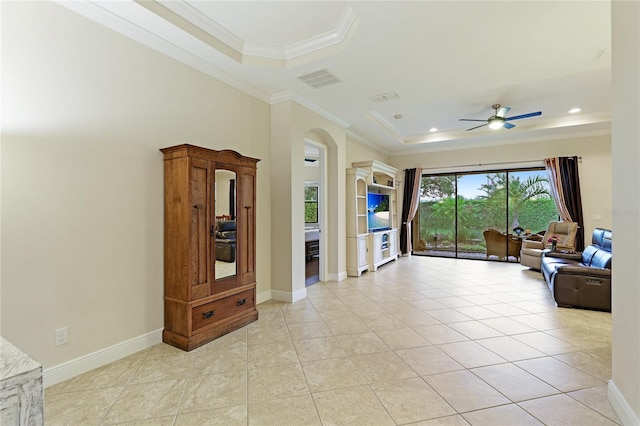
[541,228,611,311]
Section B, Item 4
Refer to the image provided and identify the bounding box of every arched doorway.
[303,139,326,286]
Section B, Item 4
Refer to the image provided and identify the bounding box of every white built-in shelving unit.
[346,161,400,276]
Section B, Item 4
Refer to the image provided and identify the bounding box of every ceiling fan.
[460,104,542,131]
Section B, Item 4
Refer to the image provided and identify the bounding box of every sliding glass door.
[456,173,507,260]
[417,175,457,257]
[415,168,558,262]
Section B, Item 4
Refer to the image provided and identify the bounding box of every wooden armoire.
[160,144,259,351]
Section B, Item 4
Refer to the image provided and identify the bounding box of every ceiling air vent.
[298,69,340,89]
[371,92,400,103]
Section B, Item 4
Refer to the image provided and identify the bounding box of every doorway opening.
[304,140,326,286]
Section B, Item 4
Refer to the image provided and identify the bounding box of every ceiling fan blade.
[505,111,542,121]
[503,122,515,129]
[466,123,488,131]
[459,119,488,122]
[496,107,510,118]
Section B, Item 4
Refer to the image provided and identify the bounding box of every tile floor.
[44,256,618,425]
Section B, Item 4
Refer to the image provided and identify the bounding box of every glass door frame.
[414,167,556,262]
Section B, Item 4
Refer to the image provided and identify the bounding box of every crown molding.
[156,0,245,53]
[291,5,359,60]
[53,1,612,158]
[270,91,350,129]
[155,1,358,66]
[389,125,612,157]
[345,130,391,158]
[57,1,352,130]
[270,90,295,105]
[367,108,612,149]
[366,111,407,143]
[54,0,272,103]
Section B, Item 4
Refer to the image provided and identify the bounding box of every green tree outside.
[305,186,318,223]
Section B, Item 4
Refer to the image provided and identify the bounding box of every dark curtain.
[229,179,236,219]
[558,157,585,251]
[400,168,422,254]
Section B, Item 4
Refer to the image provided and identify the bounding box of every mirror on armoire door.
[214,168,237,280]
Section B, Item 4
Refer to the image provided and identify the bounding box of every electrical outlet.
[55,327,68,346]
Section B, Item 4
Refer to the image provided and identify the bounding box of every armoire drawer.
[192,289,255,331]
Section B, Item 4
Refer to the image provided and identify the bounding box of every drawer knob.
[202,310,215,319]
[237,298,247,306]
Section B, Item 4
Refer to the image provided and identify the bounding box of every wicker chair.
[483,229,522,261]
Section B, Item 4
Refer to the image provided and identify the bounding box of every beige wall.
[346,136,389,166]
[389,135,613,240]
[611,0,640,420]
[268,101,296,299]
[1,2,271,367]
[270,101,348,301]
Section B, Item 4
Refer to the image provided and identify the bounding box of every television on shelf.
[367,192,391,232]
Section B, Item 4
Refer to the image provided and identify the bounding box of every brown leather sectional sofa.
[215,220,236,262]
[541,228,612,312]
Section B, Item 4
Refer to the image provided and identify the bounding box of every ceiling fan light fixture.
[460,105,541,131]
[488,117,504,129]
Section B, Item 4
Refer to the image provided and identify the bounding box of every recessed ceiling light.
[394,114,402,119]
[429,127,438,132]
[569,108,581,113]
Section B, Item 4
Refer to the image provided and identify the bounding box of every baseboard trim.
[608,379,640,426]
[256,289,272,305]
[43,328,162,388]
[270,289,292,302]
[269,288,307,303]
[291,287,307,302]
[327,271,347,281]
